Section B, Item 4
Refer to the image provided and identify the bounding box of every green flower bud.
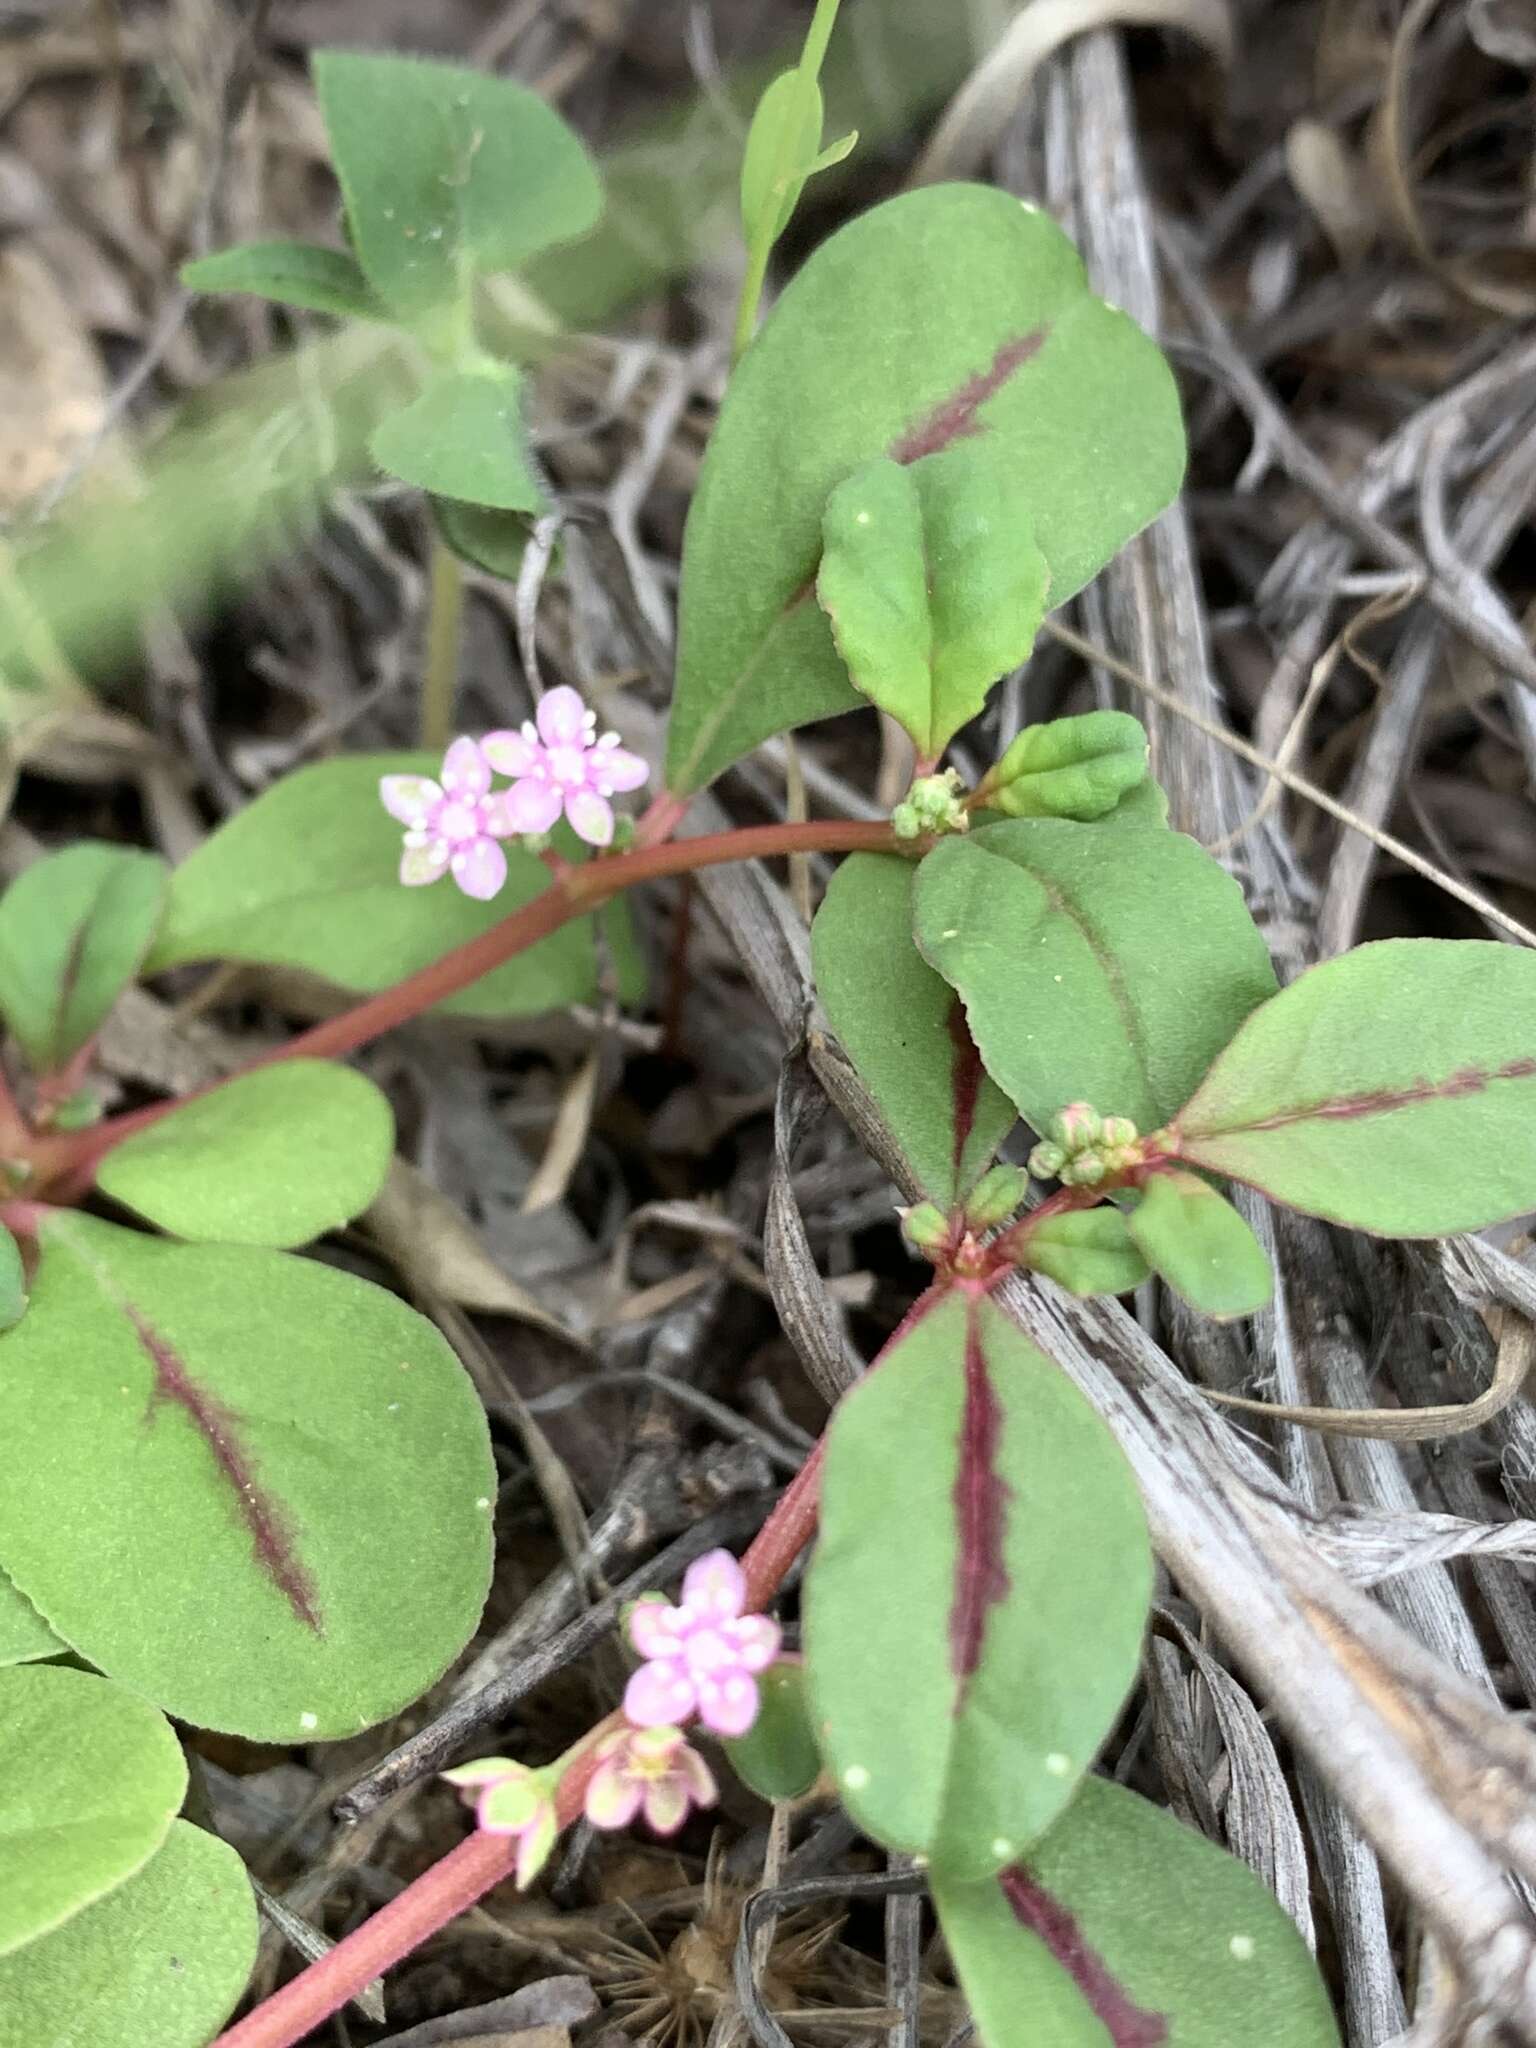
[1050,1102,1102,1151]
[1062,1149,1107,1186]
[892,770,968,840]
[1100,1116,1139,1150]
[1027,1140,1066,1180]
[891,802,921,840]
[899,1201,951,1254]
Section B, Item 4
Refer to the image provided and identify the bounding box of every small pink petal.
[450,837,507,901]
[593,742,650,794]
[624,1658,697,1728]
[400,839,450,887]
[481,729,540,777]
[564,787,614,848]
[643,1777,690,1835]
[682,1627,736,1678]
[679,1746,719,1808]
[584,1758,644,1831]
[724,1615,781,1673]
[681,1551,747,1624]
[696,1670,760,1738]
[441,736,491,799]
[380,774,441,825]
[536,686,591,748]
[503,775,564,835]
[629,1600,686,1661]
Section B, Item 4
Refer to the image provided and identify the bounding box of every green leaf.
[806,1290,1151,1879]
[913,819,1277,1136]
[0,844,168,1074]
[724,1661,822,1802]
[0,1664,186,1955]
[433,496,532,578]
[147,754,643,1019]
[1095,774,1170,832]
[740,69,826,251]
[980,711,1148,821]
[812,852,1014,1204]
[1127,1170,1272,1320]
[371,370,544,512]
[0,1821,257,2048]
[1169,939,1536,1238]
[1020,1207,1150,1298]
[0,1213,494,1740]
[312,51,602,321]
[933,1777,1340,2048]
[95,1061,394,1250]
[181,241,389,322]
[665,184,1184,793]
[817,456,1050,761]
[0,1567,63,1666]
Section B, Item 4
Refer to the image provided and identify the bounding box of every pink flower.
[440,1757,557,1888]
[623,1549,780,1738]
[380,737,515,901]
[584,1724,718,1837]
[481,687,649,849]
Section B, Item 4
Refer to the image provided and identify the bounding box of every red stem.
[30,817,895,1188]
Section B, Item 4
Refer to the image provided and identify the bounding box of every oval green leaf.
[740,68,825,251]
[0,1664,186,1956]
[0,1568,63,1666]
[1127,1171,1272,1320]
[312,52,602,319]
[724,1660,823,1802]
[181,241,389,322]
[933,1777,1340,2048]
[913,819,1277,1137]
[1020,1206,1150,1299]
[665,183,1184,793]
[371,371,544,513]
[817,454,1050,761]
[147,754,642,1018]
[805,1291,1151,1879]
[980,711,1149,821]
[95,1060,394,1250]
[1170,939,1536,1237]
[0,1820,257,2048]
[812,852,1014,1204]
[0,844,168,1075]
[0,1214,495,1740]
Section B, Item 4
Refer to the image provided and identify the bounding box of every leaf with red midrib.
[666,183,1184,792]
[0,1213,494,1742]
[1170,939,1536,1237]
[805,1290,1151,1879]
[934,1779,1341,2048]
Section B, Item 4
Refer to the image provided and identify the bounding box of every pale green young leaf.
[95,1061,394,1250]
[181,241,389,322]
[724,1661,822,1802]
[1128,1170,1273,1320]
[914,819,1276,1136]
[148,754,643,1018]
[371,371,544,512]
[0,844,168,1074]
[0,1567,63,1666]
[311,52,602,321]
[666,184,1184,793]
[1021,1206,1149,1298]
[933,1778,1339,2048]
[433,496,532,578]
[811,852,1014,1204]
[980,711,1148,820]
[740,69,825,250]
[0,1664,185,1955]
[1170,940,1536,1237]
[0,1821,257,2048]
[806,1291,1151,1879]
[817,455,1049,760]
[0,1214,495,1740]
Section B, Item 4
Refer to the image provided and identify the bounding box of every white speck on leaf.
[299,1712,318,1731]
[475,1497,492,1511]
[1229,1935,1256,1961]
[855,511,871,525]
[991,1838,1014,1860]
[843,1765,870,1791]
[1045,1752,1072,1777]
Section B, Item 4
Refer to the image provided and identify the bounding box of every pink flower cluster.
[379,689,648,902]
[624,1549,781,1738]
[442,1549,779,1880]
